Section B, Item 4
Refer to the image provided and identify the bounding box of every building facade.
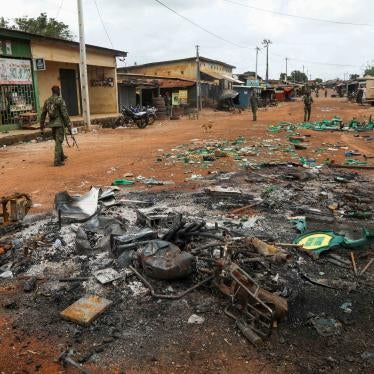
[0,28,126,129]
[120,57,239,106]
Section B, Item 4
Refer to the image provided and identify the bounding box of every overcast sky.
[2,0,374,80]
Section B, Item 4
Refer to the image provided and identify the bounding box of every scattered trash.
[112,178,135,186]
[139,240,195,280]
[137,176,175,186]
[94,268,122,284]
[60,295,113,326]
[188,314,205,324]
[294,228,374,256]
[55,187,100,221]
[0,193,32,234]
[340,301,353,314]
[310,316,342,337]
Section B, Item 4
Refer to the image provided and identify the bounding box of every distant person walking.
[40,86,71,167]
[325,89,328,98]
[303,92,313,122]
[250,92,258,121]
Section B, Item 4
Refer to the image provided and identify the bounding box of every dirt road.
[1,97,374,374]
[1,97,373,212]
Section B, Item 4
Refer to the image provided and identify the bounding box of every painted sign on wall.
[178,89,188,104]
[0,58,32,84]
[246,79,260,87]
[172,92,180,106]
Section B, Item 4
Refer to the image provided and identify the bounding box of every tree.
[364,66,374,77]
[0,17,9,28]
[290,70,308,83]
[13,13,73,40]
[350,74,359,80]
[279,73,288,81]
[315,78,323,84]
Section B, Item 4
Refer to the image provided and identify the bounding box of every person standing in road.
[250,91,258,121]
[303,91,313,122]
[40,86,71,167]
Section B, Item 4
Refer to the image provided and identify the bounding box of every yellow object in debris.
[297,233,333,251]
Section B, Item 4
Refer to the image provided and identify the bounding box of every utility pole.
[195,45,201,117]
[255,46,260,80]
[77,0,90,130]
[346,72,349,98]
[262,39,272,82]
[285,57,288,82]
[302,65,304,74]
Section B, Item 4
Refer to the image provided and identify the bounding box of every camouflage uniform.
[40,94,70,166]
[249,93,258,121]
[303,94,313,122]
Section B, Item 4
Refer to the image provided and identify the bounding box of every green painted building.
[0,29,39,129]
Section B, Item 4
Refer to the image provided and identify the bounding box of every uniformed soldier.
[40,86,71,166]
[249,91,258,121]
[303,92,313,122]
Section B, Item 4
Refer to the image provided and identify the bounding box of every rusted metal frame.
[129,265,214,299]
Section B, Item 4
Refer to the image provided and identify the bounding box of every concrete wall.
[31,40,117,67]
[127,59,233,81]
[36,61,80,113]
[88,66,118,114]
[32,40,119,115]
[128,60,196,80]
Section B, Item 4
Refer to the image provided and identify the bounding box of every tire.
[136,118,148,129]
[148,114,156,125]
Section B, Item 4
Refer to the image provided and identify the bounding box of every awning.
[201,70,243,84]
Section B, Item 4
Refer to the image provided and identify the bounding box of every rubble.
[1,159,373,371]
[60,294,113,325]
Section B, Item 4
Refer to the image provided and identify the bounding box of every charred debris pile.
[0,165,374,369]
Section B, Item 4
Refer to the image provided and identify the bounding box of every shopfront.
[0,27,127,129]
[0,34,37,126]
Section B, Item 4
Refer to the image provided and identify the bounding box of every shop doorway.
[60,69,79,116]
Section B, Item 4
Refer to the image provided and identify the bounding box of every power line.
[222,0,374,27]
[153,0,248,49]
[93,0,114,48]
[153,0,361,71]
[269,52,358,68]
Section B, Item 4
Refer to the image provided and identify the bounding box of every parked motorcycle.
[114,106,149,129]
[131,105,157,124]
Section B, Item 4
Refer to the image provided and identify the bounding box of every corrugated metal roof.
[122,56,235,70]
[0,27,127,57]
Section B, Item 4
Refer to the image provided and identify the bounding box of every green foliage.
[364,66,374,77]
[350,74,359,80]
[290,70,308,83]
[315,78,323,83]
[280,73,287,81]
[0,17,9,28]
[13,13,73,40]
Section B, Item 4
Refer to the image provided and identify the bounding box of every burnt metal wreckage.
[53,187,289,346]
[1,165,373,371]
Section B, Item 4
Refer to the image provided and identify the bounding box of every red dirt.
[1,97,373,214]
[1,97,374,373]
